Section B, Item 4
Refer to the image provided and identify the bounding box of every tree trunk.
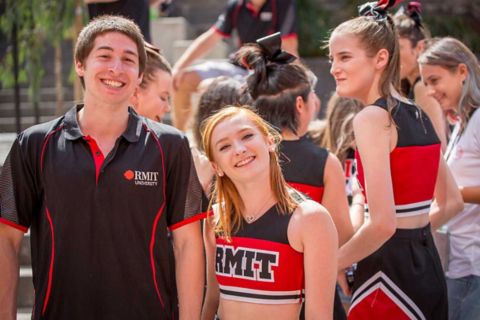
[73,0,84,101]
[55,43,64,116]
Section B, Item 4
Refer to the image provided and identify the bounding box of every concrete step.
[172,39,229,64]
[18,266,34,309]
[151,17,188,64]
[19,233,31,267]
[0,133,16,166]
[0,101,73,118]
[0,115,60,133]
[0,87,74,104]
[17,308,32,320]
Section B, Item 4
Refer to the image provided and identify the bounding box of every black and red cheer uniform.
[349,98,447,320]
[0,105,205,320]
[279,135,328,203]
[215,205,304,304]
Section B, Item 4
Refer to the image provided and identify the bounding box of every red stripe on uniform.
[149,203,166,309]
[0,218,28,233]
[145,124,168,309]
[287,182,324,203]
[169,211,211,231]
[356,144,440,205]
[42,208,55,315]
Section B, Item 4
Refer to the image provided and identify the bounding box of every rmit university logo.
[123,170,159,186]
[216,245,278,282]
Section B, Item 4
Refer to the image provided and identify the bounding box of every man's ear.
[375,48,390,70]
[75,60,85,77]
[130,87,140,107]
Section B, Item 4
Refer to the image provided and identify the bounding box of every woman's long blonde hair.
[201,106,298,240]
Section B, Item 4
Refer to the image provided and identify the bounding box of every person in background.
[84,0,166,42]
[393,1,447,149]
[328,0,463,318]
[130,42,173,122]
[236,33,353,319]
[201,106,337,320]
[0,16,204,320]
[419,36,480,320]
[171,0,299,131]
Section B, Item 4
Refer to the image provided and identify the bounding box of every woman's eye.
[242,133,254,140]
[219,144,230,152]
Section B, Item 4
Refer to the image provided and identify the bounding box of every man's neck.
[78,98,130,140]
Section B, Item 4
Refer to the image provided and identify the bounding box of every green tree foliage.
[0,0,76,105]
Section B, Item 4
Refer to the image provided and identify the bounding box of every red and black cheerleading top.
[356,98,441,217]
[215,205,304,304]
[279,135,329,203]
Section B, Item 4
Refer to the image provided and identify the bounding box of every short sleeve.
[212,0,238,37]
[277,0,297,37]
[0,136,41,232]
[468,108,480,152]
[165,135,205,230]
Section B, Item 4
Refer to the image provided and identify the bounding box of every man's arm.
[0,224,24,320]
[172,221,204,320]
[172,28,223,90]
[281,35,299,58]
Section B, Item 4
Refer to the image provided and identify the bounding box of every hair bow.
[407,1,423,28]
[256,32,297,64]
[359,0,404,20]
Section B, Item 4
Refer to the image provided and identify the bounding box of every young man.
[171,0,299,131]
[0,16,204,320]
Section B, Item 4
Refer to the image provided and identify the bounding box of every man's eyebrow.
[95,46,138,57]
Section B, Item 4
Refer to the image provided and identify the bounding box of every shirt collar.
[64,104,143,143]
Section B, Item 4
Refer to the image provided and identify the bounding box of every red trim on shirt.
[42,207,55,315]
[169,211,210,231]
[0,218,28,233]
[40,125,64,171]
[211,25,231,38]
[145,124,168,308]
[149,203,166,309]
[84,136,106,185]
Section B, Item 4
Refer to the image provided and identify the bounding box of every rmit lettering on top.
[216,245,279,282]
[134,171,159,186]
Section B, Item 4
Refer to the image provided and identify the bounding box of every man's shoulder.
[17,115,66,147]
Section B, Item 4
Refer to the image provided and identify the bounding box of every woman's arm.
[349,180,365,232]
[322,153,354,246]
[459,186,480,204]
[201,218,220,320]
[288,200,338,320]
[429,157,464,230]
[337,107,397,270]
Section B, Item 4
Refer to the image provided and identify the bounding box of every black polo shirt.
[0,105,204,319]
[213,0,297,47]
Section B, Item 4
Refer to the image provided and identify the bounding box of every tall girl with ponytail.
[328,0,463,319]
